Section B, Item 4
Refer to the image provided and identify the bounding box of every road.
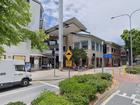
[0,81,59,105]
[0,68,111,105]
[102,82,140,105]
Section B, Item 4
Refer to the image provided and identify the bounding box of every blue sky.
[40,0,140,45]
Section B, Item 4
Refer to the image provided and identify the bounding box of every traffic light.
[103,44,107,54]
[52,49,55,56]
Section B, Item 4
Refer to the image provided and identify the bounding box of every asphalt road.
[0,81,59,105]
[102,82,140,105]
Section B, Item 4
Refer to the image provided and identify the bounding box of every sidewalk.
[31,67,116,81]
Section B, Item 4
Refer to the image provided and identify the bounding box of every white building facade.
[2,0,43,70]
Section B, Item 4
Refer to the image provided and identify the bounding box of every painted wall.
[3,0,41,62]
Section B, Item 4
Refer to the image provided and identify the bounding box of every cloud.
[40,0,140,45]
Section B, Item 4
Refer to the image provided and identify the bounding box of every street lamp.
[101,41,104,73]
[111,9,140,68]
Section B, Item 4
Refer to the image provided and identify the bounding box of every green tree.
[121,29,140,59]
[73,48,87,66]
[0,0,48,55]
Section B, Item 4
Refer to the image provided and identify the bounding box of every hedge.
[31,91,73,105]
[59,73,112,105]
[7,73,112,105]
[7,102,26,105]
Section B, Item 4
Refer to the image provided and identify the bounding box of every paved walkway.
[31,67,140,84]
[113,70,140,83]
[31,67,122,81]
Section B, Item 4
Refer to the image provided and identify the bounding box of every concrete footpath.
[31,67,116,82]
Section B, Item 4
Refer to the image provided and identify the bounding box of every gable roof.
[45,17,87,36]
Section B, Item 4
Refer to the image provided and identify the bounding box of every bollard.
[123,65,127,76]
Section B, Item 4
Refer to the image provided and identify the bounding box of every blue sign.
[103,54,112,58]
[25,62,31,72]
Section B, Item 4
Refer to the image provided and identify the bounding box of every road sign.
[66,60,72,67]
[65,48,72,60]
[103,54,112,58]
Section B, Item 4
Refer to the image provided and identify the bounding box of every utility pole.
[111,8,140,69]
[59,0,63,70]
[102,41,104,73]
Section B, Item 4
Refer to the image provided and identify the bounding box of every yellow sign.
[65,48,72,60]
[14,56,25,61]
[66,60,72,67]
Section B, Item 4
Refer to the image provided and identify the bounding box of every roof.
[73,33,105,42]
[106,41,121,48]
[45,17,87,36]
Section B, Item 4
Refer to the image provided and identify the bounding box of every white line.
[132,100,140,105]
[131,94,136,99]
[101,90,120,105]
[0,84,46,98]
[116,94,131,99]
[39,81,59,89]
[122,93,127,96]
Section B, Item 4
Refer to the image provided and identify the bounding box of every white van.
[0,60,32,89]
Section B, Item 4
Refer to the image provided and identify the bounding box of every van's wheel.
[21,79,29,87]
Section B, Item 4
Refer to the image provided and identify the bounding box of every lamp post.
[59,0,63,70]
[102,41,104,73]
[111,9,140,69]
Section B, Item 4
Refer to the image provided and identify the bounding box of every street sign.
[66,60,72,67]
[65,48,72,60]
[103,54,112,58]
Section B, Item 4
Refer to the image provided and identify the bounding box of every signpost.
[65,48,72,78]
[52,49,56,77]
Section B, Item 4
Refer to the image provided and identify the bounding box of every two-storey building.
[45,17,104,68]
[2,0,43,70]
[104,41,121,67]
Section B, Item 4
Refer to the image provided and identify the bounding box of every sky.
[40,0,140,45]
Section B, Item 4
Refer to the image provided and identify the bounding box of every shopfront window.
[96,43,99,52]
[81,41,88,50]
[91,41,95,50]
[74,42,80,49]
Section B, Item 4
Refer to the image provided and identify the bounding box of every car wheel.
[21,79,29,87]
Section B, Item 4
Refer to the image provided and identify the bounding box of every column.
[88,40,92,66]
[94,41,97,68]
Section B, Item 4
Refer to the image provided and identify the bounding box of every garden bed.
[7,73,113,105]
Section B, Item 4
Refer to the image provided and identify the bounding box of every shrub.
[88,64,94,69]
[64,93,89,105]
[125,66,140,74]
[31,91,73,105]
[59,73,112,105]
[94,73,112,81]
[7,102,26,105]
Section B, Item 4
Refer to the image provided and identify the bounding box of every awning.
[45,17,87,36]
[30,54,44,57]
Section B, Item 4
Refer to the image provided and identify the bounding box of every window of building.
[74,42,80,49]
[112,48,114,53]
[49,41,57,46]
[96,43,99,52]
[81,41,88,50]
[107,47,110,53]
[100,44,103,52]
[91,41,95,50]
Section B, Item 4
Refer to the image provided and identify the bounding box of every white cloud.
[41,0,140,45]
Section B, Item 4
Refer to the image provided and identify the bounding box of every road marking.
[131,94,136,99]
[101,90,120,105]
[122,93,127,96]
[39,81,59,89]
[132,100,140,105]
[0,84,46,98]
